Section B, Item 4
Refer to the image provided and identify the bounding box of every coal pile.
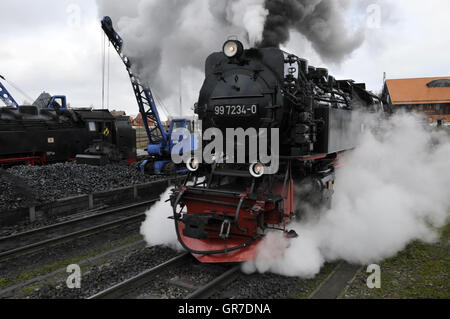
[0,163,162,212]
[0,169,36,212]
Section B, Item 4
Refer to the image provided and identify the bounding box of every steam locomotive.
[170,40,382,263]
[0,104,137,167]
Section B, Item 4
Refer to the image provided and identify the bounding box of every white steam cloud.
[140,188,182,251]
[216,0,269,45]
[243,113,450,278]
[139,114,449,278]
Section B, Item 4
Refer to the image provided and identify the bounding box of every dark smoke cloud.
[97,0,269,112]
[96,0,367,113]
[96,0,140,20]
[260,0,365,62]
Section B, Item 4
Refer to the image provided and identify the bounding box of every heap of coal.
[0,169,36,211]
[32,92,53,108]
[0,163,162,212]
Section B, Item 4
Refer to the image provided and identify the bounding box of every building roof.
[385,77,450,105]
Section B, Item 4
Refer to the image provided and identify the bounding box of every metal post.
[134,185,138,199]
[89,194,94,209]
[29,207,36,222]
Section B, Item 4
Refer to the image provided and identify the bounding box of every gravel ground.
[121,260,338,299]
[135,261,229,299]
[24,245,180,299]
[26,254,334,300]
[0,221,145,289]
[0,209,99,238]
[0,163,162,212]
[4,231,338,300]
[211,262,338,299]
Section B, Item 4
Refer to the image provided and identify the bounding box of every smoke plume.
[260,0,365,62]
[243,113,450,278]
[96,0,366,114]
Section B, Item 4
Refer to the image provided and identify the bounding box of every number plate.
[214,104,258,116]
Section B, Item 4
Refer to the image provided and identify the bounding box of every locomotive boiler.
[170,40,381,263]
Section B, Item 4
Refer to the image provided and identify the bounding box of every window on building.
[427,79,450,88]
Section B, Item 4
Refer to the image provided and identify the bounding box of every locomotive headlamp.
[249,162,265,178]
[186,157,200,172]
[223,40,244,58]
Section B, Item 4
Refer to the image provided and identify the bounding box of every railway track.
[0,189,359,300]
[88,256,359,300]
[86,247,359,300]
[0,198,159,263]
[89,253,241,299]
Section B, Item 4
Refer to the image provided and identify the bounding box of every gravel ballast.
[25,245,181,299]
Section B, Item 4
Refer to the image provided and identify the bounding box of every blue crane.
[0,75,19,108]
[101,16,194,175]
[1,75,68,110]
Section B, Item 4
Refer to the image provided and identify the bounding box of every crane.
[101,16,194,174]
[0,75,19,108]
[1,75,68,110]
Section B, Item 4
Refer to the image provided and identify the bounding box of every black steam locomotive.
[0,105,137,167]
[170,40,382,263]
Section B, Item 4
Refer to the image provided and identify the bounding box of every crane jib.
[0,81,19,108]
[101,16,168,146]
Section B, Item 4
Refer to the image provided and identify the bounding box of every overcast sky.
[1,0,449,118]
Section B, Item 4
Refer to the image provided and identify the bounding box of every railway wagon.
[0,105,136,166]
